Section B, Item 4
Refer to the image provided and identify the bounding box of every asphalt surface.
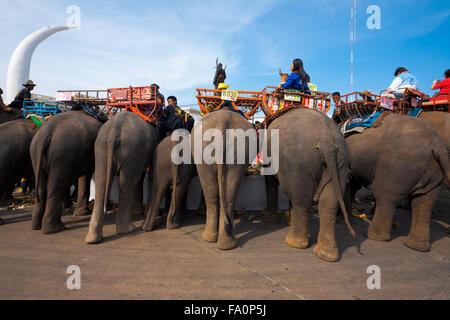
[0,193,449,300]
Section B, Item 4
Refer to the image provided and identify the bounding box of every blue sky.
[1,0,449,108]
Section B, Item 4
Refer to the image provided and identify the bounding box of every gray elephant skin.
[142,133,195,232]
[191,108,256,250]
[30,110,103,234]
[266,108,354,262]
[85,111,158,244]
[346,114,450,252]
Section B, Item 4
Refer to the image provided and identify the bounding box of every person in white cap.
[8,80,36,109]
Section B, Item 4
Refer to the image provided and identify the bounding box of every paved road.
[0,196,449,300]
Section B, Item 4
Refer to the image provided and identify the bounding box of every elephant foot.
[313,244,339,262]
[366,227,391,242]
[217,233,238,250]
[403,236,430,252]
[85,230,103,244]
[166,220,181,230]
[42,222,66,234]
[130,205,144,217]
[202,229,218,243]
[73,207,91,216]
[262,210,280,223]
[285,231,309,249]
[31,223,42,230]
[117,222,137,235]
[141,221,154,232]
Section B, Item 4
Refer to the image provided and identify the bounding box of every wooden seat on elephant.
[106,85,165,123]
[195,88,262,119]
[420,92,450,112]
[332,92,379,125]
[261,86,331,119]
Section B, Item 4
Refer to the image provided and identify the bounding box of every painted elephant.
[142,133,195,231]
[191,108,256,250]
[418,111,450,187]
[345,114,450,251]
[85,111,158,244]
[265,108,354,262]
[30,110,103,234]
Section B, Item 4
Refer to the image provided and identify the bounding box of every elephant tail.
[104,135,118,213]
[34,135,51,202]
[431,136,450,185]
[322,143,355,237]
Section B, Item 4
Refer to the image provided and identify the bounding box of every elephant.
[191,108,256,250]
[30,110,103,234]
[417,111,450,187]
[85,111,158,244]
[345,113,450,252]
[0,119,36,204]
[0,108,22,125]
[142,133,195,231]
[264,108,354,262]
[0,119,36,225]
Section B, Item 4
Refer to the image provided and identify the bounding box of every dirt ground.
[0,192,448,300]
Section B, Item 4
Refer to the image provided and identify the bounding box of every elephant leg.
[285,198,312,249]
[166,174,190,230]
[197,165,219,243]
[142,182,167,231]
[313,182,339,262]
[217,166,245,250]
[130,174,145,217]
[262,175,280,223]
[0,183,15,206]
[31,175,47,230]
[404,187,440,252]
[63,187,72,210]
[85,167,107,244]
[366,199,396,242]
[42,170,66,234]
[197,191,206,216]
[74,174,92,216]
[116,171,137,235]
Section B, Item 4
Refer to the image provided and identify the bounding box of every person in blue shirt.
[280,59,311,94]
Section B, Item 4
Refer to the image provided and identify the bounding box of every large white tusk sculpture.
[5,25,74,104]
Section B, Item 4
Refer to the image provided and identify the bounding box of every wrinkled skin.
[86,112,158,244]
[265,108,354,262]
[418,111,450,187]
[30,111,102,234]
[0,120,36,225]
[142,134,195,231]
[346,114,450,252]
[191,109,255,250]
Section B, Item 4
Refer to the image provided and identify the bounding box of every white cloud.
[0,0,277,103]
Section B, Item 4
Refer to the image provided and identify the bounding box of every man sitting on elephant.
[383,67,419,99]
[8,80,36,110]
[160,96,194,136]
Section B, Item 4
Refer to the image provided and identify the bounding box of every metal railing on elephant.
[22,100,61,125]
[195,88,262,119]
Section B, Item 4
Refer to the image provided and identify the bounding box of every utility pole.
[350,0,356,91]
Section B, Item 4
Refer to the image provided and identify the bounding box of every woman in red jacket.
[430,69,450,101]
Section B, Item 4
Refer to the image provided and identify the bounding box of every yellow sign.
[284,93,301,102]
[221,90,238,102]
